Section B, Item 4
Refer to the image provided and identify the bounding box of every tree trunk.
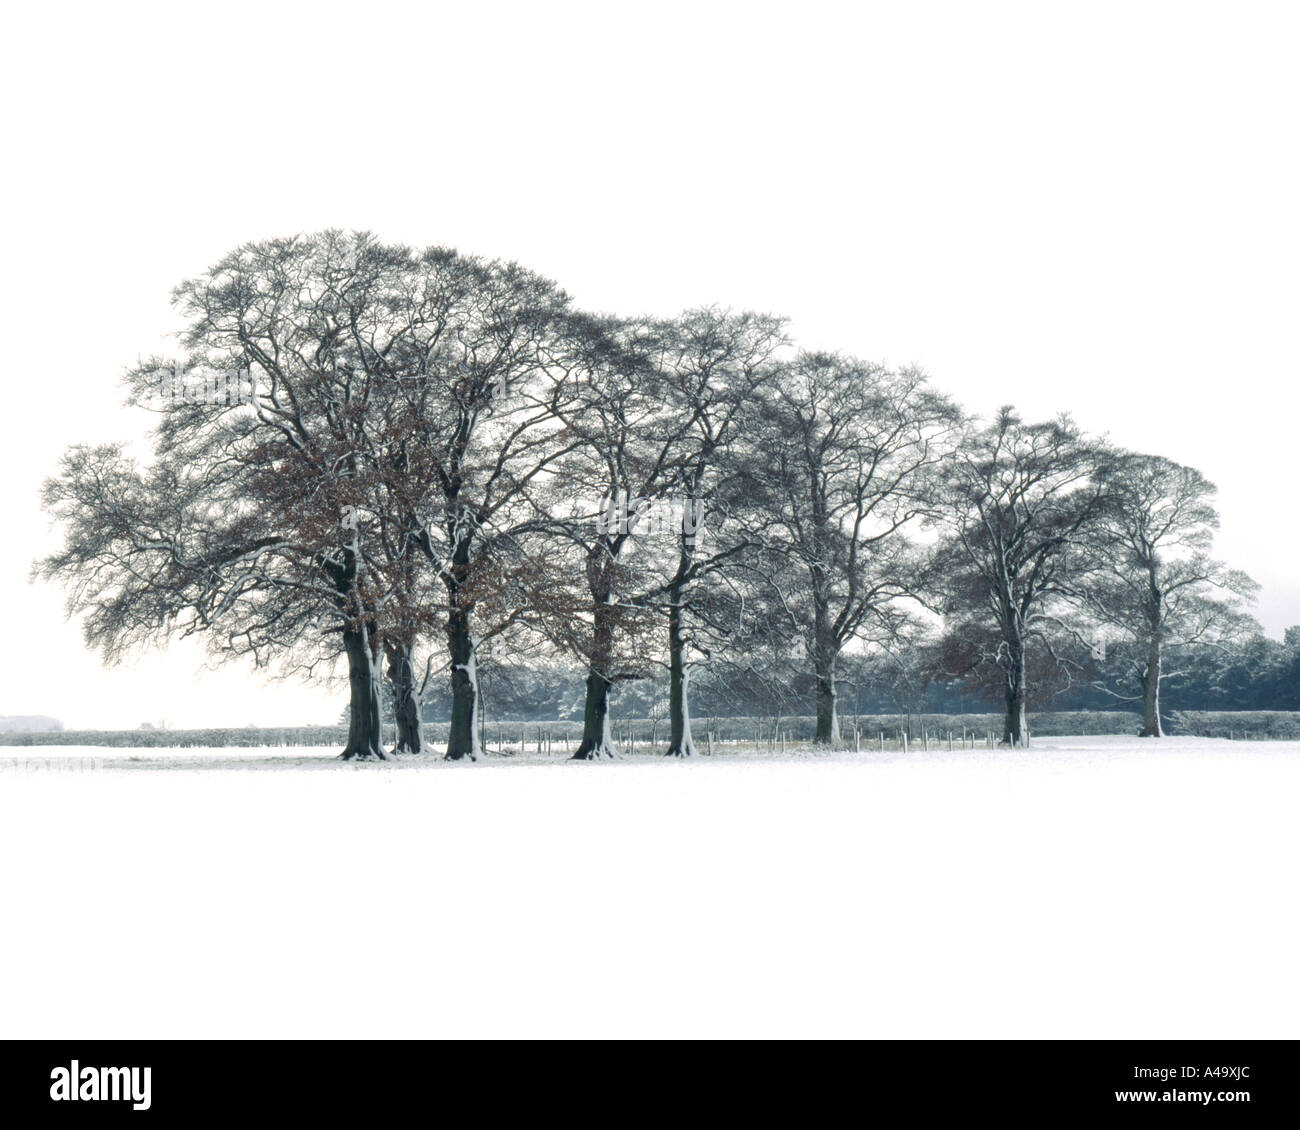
[573,669,617,759]
[1001,644,1028,747]
[573,595,619,760]
[815,672,840,745]
[813,647,841,745]
[445,601,481,761]
[340,621,388,760]
[810,574,841,744]
[332,535,387,761]
[1139,634,1164,736]
[386,638,424,754]
[664,583,698,757]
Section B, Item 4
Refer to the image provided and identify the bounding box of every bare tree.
[752,353,960,744]
[935,407,1111,747]
[523,315,687,759]
[649,309,785,757]
[34,438,396,758]
[1081,453,1259,736]
[373,252,582,760]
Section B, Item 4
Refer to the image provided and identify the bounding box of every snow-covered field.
[2,735,1297,1038]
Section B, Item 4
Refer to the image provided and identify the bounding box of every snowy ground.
[1,735,1297,1039]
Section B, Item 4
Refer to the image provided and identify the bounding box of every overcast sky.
[3,1,1296,729]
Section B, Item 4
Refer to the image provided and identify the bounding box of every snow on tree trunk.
[573,670,617,759]
[1001,643,1029,748]
[386,639,424,754]
[1139,635,1164,737]
[573,596,619,760]
[815,674,841,745]
[814,642,841,745]
[445,603,481,761]
[340,621,387,761]
[665,589,697,757]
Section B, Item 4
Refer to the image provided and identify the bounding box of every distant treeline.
[427,631,1300,724]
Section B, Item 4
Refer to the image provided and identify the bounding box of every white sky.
[2,0,1296,729]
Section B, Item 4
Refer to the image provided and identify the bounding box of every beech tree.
[35,439,394,757]
[530,309,785,758]
[373,253,581,760]
[642,310,774,759]
[935,408,1111,746]
[169,233,581,761]
[752,353,960,744]
[160,232,437,758]
[1081,453,1258,736]
[526,315,685,760]
[645,309,785,757]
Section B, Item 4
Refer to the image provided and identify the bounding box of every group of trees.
[36,232,1262,758]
